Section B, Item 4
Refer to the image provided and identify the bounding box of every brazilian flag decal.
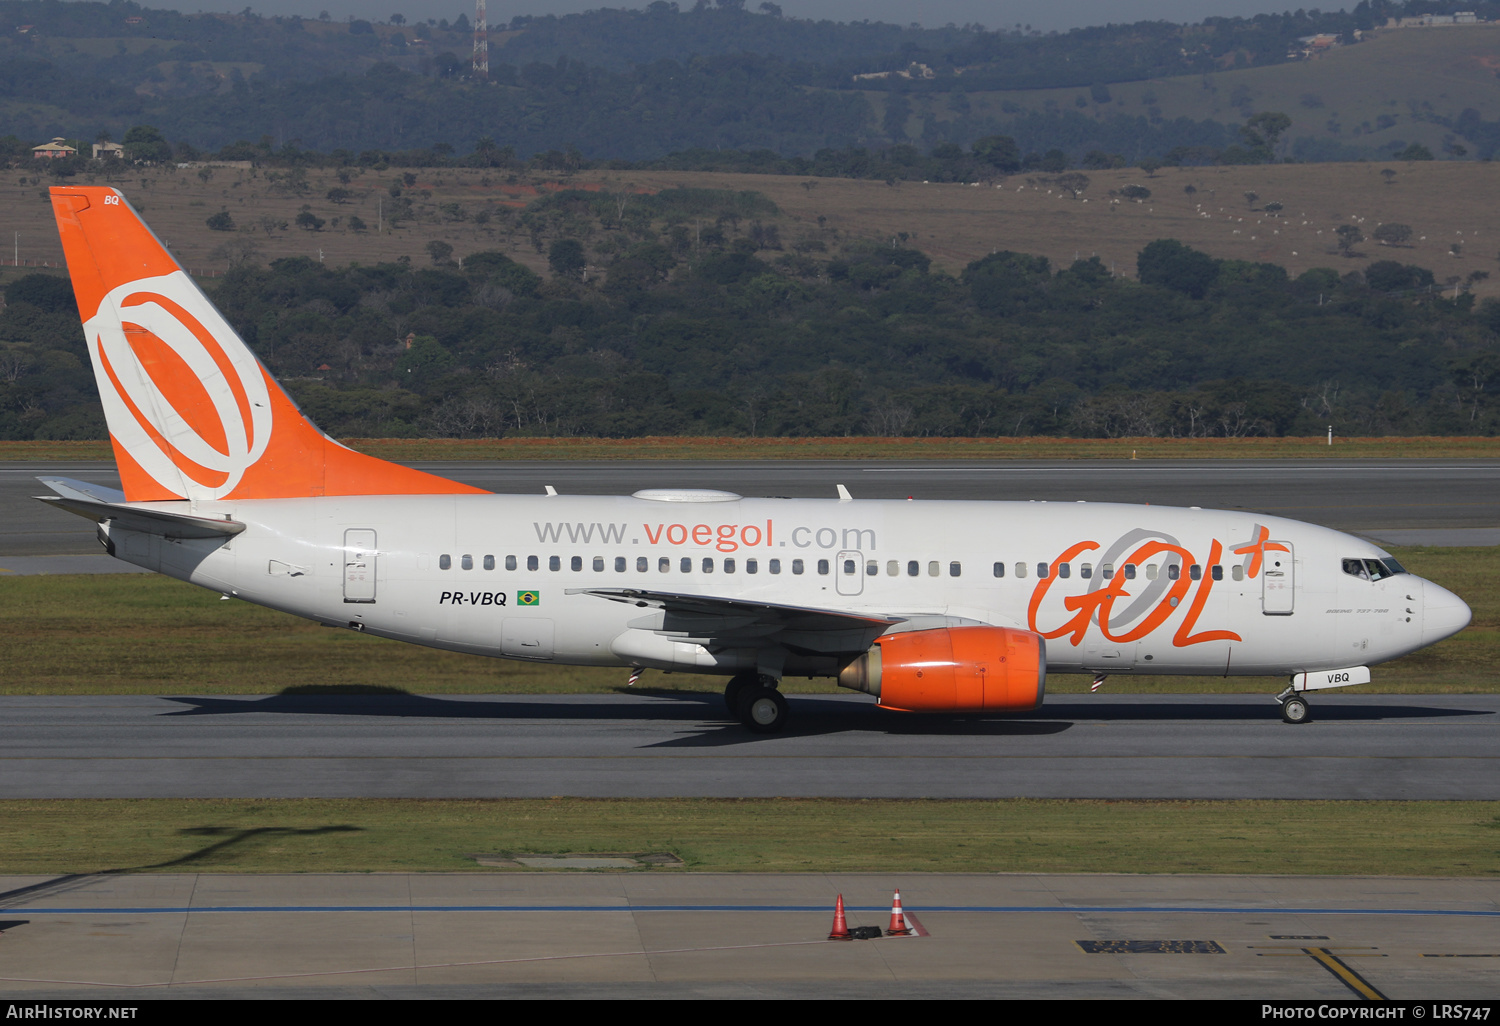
[517,590,540,606]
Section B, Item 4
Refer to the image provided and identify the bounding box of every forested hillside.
[4,207,1497,442]
[4,0,1498,162]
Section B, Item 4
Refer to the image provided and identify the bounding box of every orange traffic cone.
[886,888,911,936]
[828,894,851,940]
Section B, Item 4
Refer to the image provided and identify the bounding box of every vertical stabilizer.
[50,186,485,502]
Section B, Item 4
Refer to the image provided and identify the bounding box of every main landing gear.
[724,672,789,733]
[1275,685,1312,725]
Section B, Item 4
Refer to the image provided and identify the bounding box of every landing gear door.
[1262,543,1294,615]
[343,529,377,604]
[836,551,864,596]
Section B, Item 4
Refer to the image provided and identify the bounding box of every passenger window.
[439,554,452,570]
[1102,564,1114,580]
[724,558,736,574]
[637,556,648,572]
[1189,564,1201,580]
[747,559,758,574]
[1123,564,1135,580]
[703,558,714,573]
[461,554,473,570]
[680,557,692,573]
[1211,565,1223,581]
[592,556,604,572]
[865,561,877,576]
[571,556,583,572]
[887,561,899,576]
[1145,564,1158,581]
[792,559,804,575]
[770,559,781,574]
[1015,562,1027,579]
[1037,562,1049,579]
[615,557,627,572]
[659,557,671,572]
[1058,563,1071,579]
[527,555,539,571]
[505,555,517,571]
[1231,564,1244,582]
[993,561,1005,578]
[950,562,962,577]
[843,559,856,575]
[1081,563,1093,579]
[549,556,560,571]
[817,559,830,575]
[484,555,495,571]
[928,561,940,577]
[1167,564,1179,581]
[908,561,919,577]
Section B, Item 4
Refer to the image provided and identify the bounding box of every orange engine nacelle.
[837,626,1046,713]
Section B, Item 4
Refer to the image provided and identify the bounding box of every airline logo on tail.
[50,186,486,503]
[89,271,272,500]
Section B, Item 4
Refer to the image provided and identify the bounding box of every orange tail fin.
[50,186,485,502]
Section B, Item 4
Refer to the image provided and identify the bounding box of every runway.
[3,693,1495,800]
[5,458,1500,560]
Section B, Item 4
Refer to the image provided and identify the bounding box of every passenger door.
[1262,543,1295,615]
[343,529,377,604]
[836,550,864,596]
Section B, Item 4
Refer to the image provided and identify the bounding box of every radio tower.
[472,0,488,81]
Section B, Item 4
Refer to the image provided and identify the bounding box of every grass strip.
[0,546,1490,695]
[5,437,1500,462]
[0,799,1494,877]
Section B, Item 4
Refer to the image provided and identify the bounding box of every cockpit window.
[1343,557,1407,581]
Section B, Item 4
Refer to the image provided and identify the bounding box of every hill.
[3,160,1495,301]
[936,23,1500,163]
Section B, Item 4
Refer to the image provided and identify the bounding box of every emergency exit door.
[343,529,377,603]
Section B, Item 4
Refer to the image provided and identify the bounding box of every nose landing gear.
[1275,685,1313,724]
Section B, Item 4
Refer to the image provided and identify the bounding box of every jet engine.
[837,626,1046,712]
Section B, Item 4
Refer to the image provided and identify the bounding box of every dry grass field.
[5,436,1500,461]
[918,24,1500,166]
[2,152,1498,300]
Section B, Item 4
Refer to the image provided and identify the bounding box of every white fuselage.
[101,492,1468,682]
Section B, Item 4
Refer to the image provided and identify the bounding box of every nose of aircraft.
[1422,579,1472,646]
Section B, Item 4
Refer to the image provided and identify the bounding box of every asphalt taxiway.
[0,873,1495,998]
[3,693,1494,800]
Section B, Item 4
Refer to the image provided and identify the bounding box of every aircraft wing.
[35,476,244,540]
[567,586,903,647]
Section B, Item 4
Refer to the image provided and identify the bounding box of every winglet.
[49,186,486,502]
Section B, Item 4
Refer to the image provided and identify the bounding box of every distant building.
[124,15,144,24]
[852,62,936,82]
[32,138,76,159]
[92,141,124,160]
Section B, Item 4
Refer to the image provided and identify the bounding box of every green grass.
[0,798,1494,876]
[0,545,1490,695]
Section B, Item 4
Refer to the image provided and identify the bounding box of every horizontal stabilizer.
[36,477,243,540]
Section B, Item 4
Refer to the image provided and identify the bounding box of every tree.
[1264,202,1284,216]
[549,238,586,278]
[295,210,326,232]
[1055,172,1090,199]
[971,135,1020,174]
[121,125,171,163]
[1139,158,1162,177]
[1395,143,1433,161]
[1243,191,1258,207]
[1137,239,1218,299]
[1120,185,1151,200]
[426,239,454,265]
[206,211,236,232]
[1335,224,1364,257]
[1373,223,1412,247]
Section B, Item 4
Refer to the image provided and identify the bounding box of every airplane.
[35,186,1473,732]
